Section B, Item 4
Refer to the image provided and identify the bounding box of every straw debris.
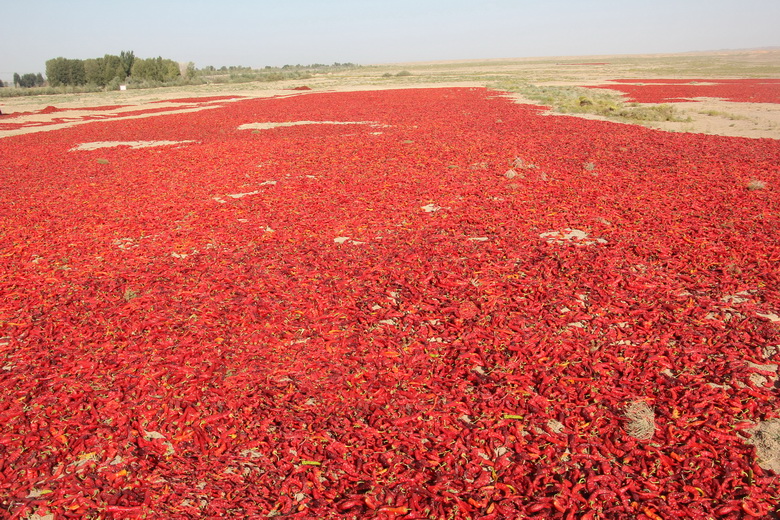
[624,400,655,440]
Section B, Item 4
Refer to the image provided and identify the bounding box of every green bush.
[0,84,103,98]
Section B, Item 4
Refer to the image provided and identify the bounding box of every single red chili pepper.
[570,482,587,503]
[527,502,550,513]
[336,499,363,512]
[741,500,766,517]
[552,497,567,513]
[364,496,380,510]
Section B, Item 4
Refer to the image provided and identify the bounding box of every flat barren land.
[1,50,780,519]
[2,48,780,139]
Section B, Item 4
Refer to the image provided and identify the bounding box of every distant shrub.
[396,70,412,77]
[106,76,124,91]
[0,84,103,98]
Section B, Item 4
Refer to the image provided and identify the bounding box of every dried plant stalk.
[746,179,767,191]
[624,400,656,440]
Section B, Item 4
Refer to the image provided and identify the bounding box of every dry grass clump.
[497,83,690,123]
[624,400,656,440]
[746,179,767,191]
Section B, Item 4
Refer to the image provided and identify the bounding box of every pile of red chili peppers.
[1,87,779,518]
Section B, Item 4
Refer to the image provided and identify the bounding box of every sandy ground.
[1,48,779,139]
[641,99,780,139]
[503,90,780,139]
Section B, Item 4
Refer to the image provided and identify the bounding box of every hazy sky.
[2,0,778,82]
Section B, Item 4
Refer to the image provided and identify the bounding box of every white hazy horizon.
[1,0,778,83]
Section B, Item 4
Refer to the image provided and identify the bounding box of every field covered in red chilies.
[2,87,780,519]
[0,97,247,132]
[584,79,780,104]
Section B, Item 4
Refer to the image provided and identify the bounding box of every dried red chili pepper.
[1,84,780,519]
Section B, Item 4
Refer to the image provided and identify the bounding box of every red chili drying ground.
[11,105,132,117]
[1,87,780,519]
[0,106,179,131]
[584,79,780,104]
[0,99,243,131]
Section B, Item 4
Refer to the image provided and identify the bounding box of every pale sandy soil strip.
[71,140,197,151]
[0,105,224,138]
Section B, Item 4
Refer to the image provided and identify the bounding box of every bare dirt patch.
[501,91,780,139]
[745,419,780,473]
[71,140,197,151]
[632,98,780,139]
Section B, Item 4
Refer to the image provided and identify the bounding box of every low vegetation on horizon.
[1,49,361,98]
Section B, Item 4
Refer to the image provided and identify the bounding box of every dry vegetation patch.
[624,400,656,440]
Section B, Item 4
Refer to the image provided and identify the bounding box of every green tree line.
[44,51,183,88]
[12,73,45,88]
[4,58,360,94]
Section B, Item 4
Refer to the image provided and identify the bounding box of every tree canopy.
[44,51,180,87]
[13,72,45,88]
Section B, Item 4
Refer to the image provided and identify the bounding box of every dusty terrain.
[1,48,779,139]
